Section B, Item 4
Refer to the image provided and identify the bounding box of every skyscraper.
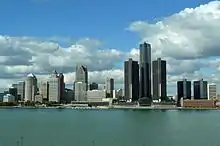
[177,79,191,106]
[89,82,98,90]
[124,58,139,101]
[139,42,151,98]
[25,73,37,102]
[39,81,49,101]
[193,79,208,99]
[75,65,88,88]
[74,64,88,101]
[48,70,60,103]
[9,87,17,100]
[152,58,167,101]
[208,83,217,100]
[59,73,65,102]
[75,82,87,101]
[17,81,25,101]
[106,78,114,98]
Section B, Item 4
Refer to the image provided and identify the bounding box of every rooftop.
[27,73,35,77]
[52,69,58,75]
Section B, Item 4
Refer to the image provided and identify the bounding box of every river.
[0,108,219,146]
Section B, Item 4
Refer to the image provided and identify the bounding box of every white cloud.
[127,0,220,94]
[129,1,220,59]
[0,35,125,92]
[1,1,220,95]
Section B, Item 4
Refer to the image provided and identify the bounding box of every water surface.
[0,108,219,146]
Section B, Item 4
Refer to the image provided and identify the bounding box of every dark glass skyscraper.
[193,79,208,99]
[59,73,65,102]
[124,58,139,101]
[177,79,191,106]
[139,42,151,98]
[89,82,98,90]
[106,78,114,98]
[152,58,167,101]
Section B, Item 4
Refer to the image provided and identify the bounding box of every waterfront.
[0,109,220,146]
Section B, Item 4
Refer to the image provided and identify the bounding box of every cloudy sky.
[0,0,220,95]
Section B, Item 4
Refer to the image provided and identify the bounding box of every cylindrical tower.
[25,73,36,102]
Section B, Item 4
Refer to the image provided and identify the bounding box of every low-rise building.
[3,94,15,103]
[35,95,43,103]
[182,99,216,108]
[115,89,123,99]
[87,90,106,102]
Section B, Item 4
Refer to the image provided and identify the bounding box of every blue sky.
[0,0,219,94]
[0,0,213,50]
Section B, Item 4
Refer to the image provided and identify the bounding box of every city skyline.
[0,0,220,95]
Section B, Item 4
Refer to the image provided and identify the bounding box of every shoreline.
[0,105,219,110]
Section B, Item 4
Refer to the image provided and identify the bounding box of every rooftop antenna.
[183,72,187,80]
[198,71,203,81]
[48,43,62,75]
[56,44,64,74]
[109,67,113,79]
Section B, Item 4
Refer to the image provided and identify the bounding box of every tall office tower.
[124,58,139,101]
[193,79,208,99]
[152,58,167,101]
[139,42,151,98]
[39,81,49,100]
[89,82,98,90]
[48,70,60,103]
[75,82,87,101]
[106,78,114,98]
[177,79,191,106]
[208,83,217,100]
[59,73,65,102]
[17,81,25,101]
[25,73,37,102]
[74,64,88,101]
[75,65,88,87]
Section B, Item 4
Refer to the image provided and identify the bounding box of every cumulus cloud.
[128,1,220,91]
[1,1,220,95]
[128,1,220,60]
[0,35,126,92]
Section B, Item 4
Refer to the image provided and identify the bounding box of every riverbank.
[0,105,219,110]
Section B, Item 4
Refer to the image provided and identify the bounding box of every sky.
[0,0,219,95]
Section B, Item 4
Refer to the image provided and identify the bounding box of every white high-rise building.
[48,70,60,103]
[25,73,37,102]
[39,81,49,100]
[208,83,217,100]
[74,64,88,101]
[75,82,87,101]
